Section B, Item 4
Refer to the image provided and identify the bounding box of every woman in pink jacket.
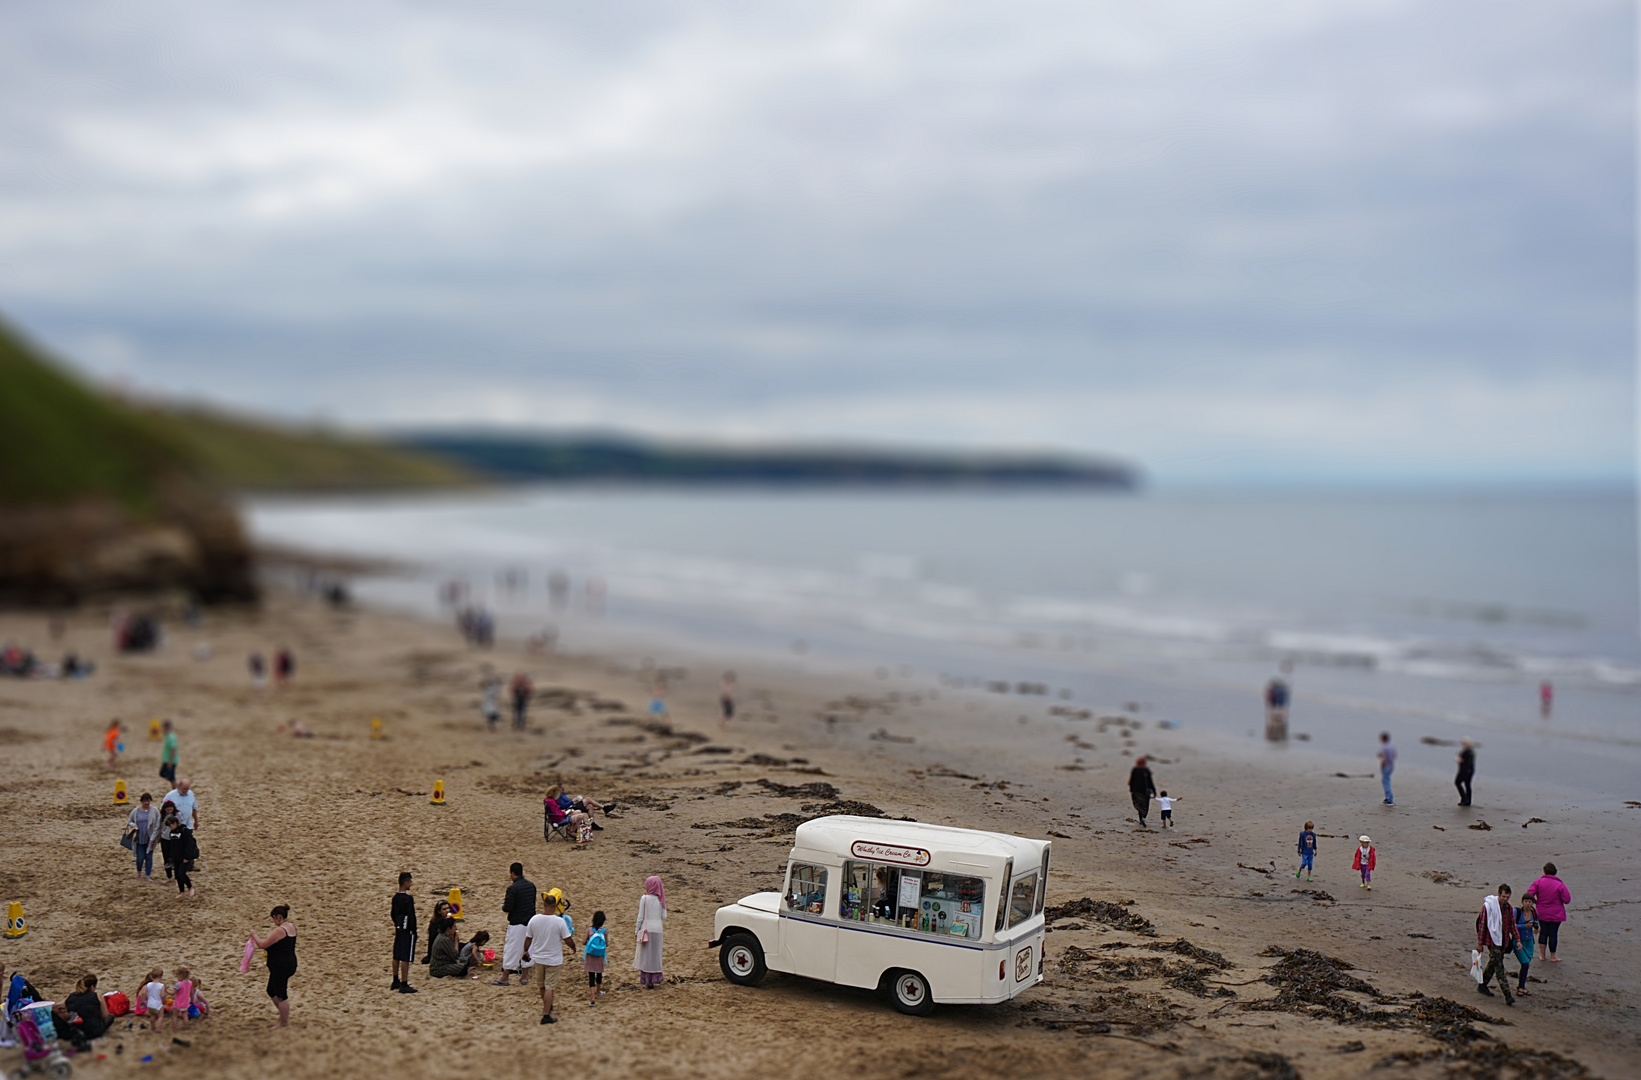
[1523,862,1571,962]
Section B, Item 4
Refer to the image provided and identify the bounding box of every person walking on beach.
[161,779,200,878]
[391,872,418,994]
[274,648,294,687]
[251,905,298,1027]
[1513,895,1538,996]
[1539,680,1553,719]
[1352,835,1376,889]
[720,672,737,726]
[1475,884,1518,1006]
[1154,790,1179,828]
[633,875,667,988]
[510,673,533,731]
[481,674,501,732]
[523,893,575,1023]
[1294,820,1318,882]
[1263,677,1290,741]
[158,800,195,897]
[584,911,608,1005]
[1524,863,1571,964]
[125,792,160,881]
[159,720,179,785]
[1377,732,1397,805]
[1127,756,1157,828]
[103,719,125,770]
[1454,738,1476,806]
[249,652,267,689]
[494,863,536,986]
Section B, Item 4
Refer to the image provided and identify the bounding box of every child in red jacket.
[1352,835,1376,890]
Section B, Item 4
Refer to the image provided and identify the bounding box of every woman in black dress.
[252,905,298,1027]
[1128,756,1157,828]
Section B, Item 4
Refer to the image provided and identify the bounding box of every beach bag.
[120,830,136,851]
[103,991,130,1017]
[241,936,257,974]
[1469,950,1485,984]
[577,819,592,843]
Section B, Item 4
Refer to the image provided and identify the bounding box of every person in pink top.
[167,967,194,1036]
[1523,862,1571,962]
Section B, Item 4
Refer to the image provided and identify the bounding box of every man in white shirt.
[162,780,199,832]
[523,894,575,1025]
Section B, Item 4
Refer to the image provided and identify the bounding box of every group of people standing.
[1474,863,1573,1007]
[389,864,669,1025]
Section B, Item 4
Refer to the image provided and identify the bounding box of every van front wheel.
[719,934,767,986]
[888,969,935,1016]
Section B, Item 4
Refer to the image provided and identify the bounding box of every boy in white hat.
[1351,835,1376,889]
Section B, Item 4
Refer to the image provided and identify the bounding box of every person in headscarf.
[1127,757,1156,828]
[633,876,667,988]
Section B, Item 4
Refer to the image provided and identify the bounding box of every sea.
[247,487,1640,802]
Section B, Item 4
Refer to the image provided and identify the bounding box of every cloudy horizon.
[1,0,1633,485]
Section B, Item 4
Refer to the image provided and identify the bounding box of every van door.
[778,861,839,981]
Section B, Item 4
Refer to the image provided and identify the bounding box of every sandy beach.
[1,589,1637,1080]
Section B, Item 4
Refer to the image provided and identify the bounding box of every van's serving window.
[841,860,986,939]
[1007,872,1038,929]
[785,863,829,915]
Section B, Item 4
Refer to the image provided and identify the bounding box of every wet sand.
[1,591,1637,1079]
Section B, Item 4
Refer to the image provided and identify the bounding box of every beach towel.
[241,936,257,974]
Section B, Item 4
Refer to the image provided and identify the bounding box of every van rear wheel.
[719,934,767,986]
[888,968,935,1016]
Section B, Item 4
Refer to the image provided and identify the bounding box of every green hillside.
[0,315,473,498]
[0,315,194,515]
[165,406,474,492]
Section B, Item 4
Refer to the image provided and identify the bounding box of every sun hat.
[1359,835,1370,843]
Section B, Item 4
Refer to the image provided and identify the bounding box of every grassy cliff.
[0,316,472,498]
[0,316,196,515]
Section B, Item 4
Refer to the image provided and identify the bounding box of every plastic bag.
[1469,950,1485,983]
[241,936,256,974]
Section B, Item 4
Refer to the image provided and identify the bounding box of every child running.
[1294,820,1318,881]
[584,911,607,1005]
[104,720,125,770]
[1154,791,1180,829]
[1352,835,1376,890]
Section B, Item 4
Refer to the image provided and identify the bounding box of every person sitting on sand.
[53,974,109,1045]
[458,930,491,974]
[423,900,451,964]
[430,918,479,979]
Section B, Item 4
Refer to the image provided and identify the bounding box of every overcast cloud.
[0,0,1632,483]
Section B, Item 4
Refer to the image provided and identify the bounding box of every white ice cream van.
[710,815,1050,1015]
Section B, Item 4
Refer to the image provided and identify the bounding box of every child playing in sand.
[1154,791,1180,828]
[584,911,607,1005]
[1352,835,1376,889]
[1295,821,1318,881]
[137,968,165,1030]
[166,967,194,1035]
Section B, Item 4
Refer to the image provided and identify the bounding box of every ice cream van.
[709,815,1050,1015]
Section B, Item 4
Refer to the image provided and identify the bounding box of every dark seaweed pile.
[1057,943,1234,1000]
[1044,897,1157,936]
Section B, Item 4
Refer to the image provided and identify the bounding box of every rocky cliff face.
[0,480,257,606]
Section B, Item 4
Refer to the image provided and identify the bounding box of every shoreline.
[0,589,1635,1079]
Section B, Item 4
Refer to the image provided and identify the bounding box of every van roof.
[791,815,1050,873]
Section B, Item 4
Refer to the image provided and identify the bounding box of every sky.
[0,0,1634,485]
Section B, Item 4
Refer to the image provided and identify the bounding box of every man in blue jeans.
[1378,732,1397,805]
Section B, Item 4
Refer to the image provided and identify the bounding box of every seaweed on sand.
[1044,897,1157,936]
[1022,988,1186,1036]
[1377,1039,1594,1079]
[1057,944,1234,1000]
[1179,1053,1301,1080]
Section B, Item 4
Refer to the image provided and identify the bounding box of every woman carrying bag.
[633,876,667,988]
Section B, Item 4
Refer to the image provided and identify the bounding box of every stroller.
[9,1006,72,1080]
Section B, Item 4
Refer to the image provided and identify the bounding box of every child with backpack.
[584,911,608,1005]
